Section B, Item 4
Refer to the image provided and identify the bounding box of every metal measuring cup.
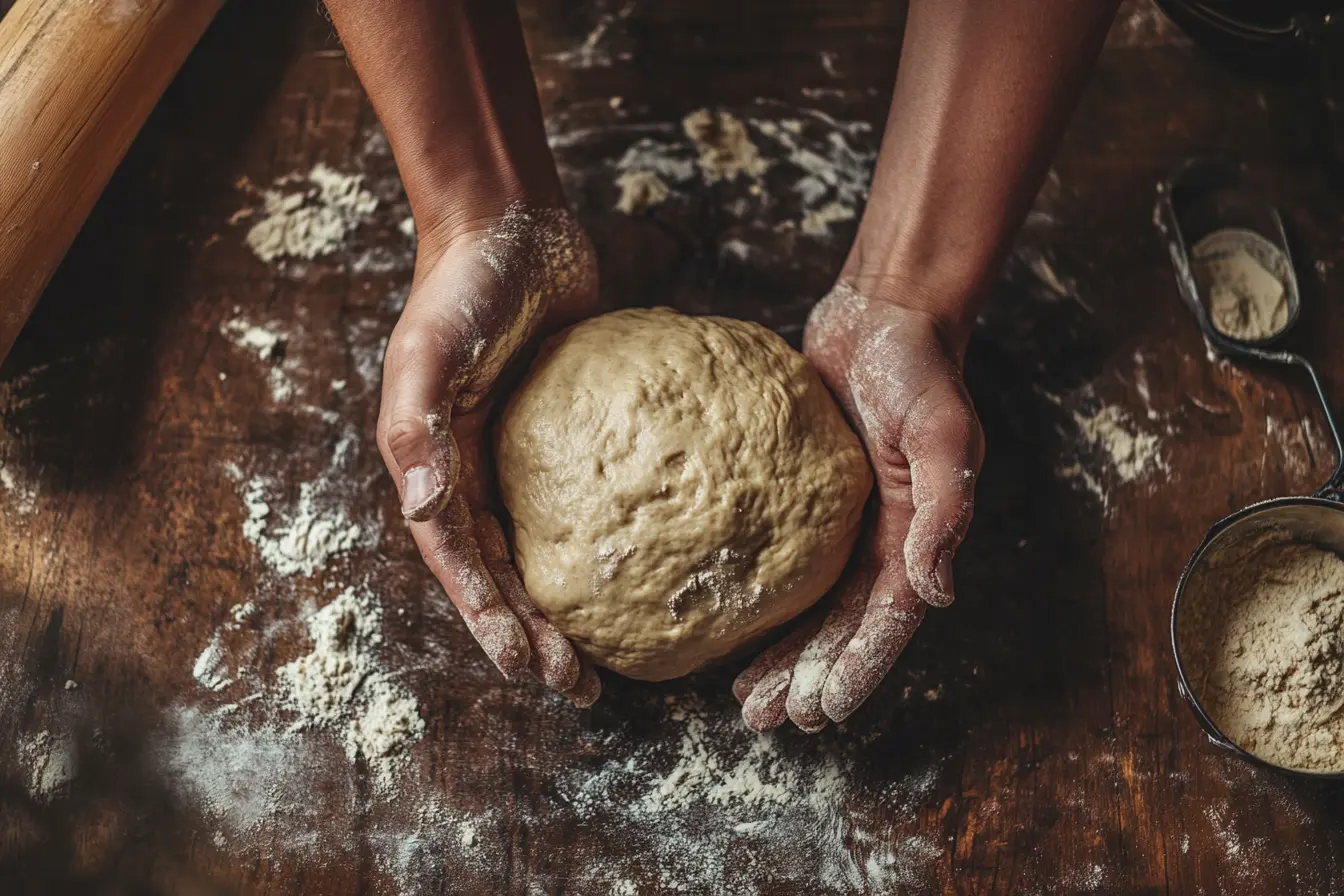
[1156,157,1344,777]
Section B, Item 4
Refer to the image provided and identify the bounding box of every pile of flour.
[1179,533,1344,771]
[276,586,425,791]
[591,103,875,239]
[1191,229,1292,342]
[241,164,378,263]
[16,730,77,801]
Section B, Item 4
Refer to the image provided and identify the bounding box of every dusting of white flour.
[563,695,945,893]
[1072,403,1167,484]
[276,586,424,790]
[193,634,232,692]
[1048,383,1169,508]
[16,729,77,801]
[239,164,378,263]
[0,465,36,515]
[232,429,373,577]
[575,101,874,241]
[220,318,285,361]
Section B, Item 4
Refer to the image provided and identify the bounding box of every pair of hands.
[377,207,984,732]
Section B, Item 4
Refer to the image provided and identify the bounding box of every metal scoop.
[1157,157,1344,777]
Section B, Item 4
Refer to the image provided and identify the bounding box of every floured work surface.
[3,0,1344,893]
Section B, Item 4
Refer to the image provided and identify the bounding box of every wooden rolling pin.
[0,0,222,364]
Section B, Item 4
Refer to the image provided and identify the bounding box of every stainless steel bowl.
[1158,158,1344,776]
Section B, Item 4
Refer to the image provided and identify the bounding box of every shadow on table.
[0,0,305,489]
[0,598,229,895]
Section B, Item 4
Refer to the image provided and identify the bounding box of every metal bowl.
[1171,497,1344,778]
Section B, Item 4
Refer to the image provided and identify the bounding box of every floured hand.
[378,205,602,707]
[733,282,984,732]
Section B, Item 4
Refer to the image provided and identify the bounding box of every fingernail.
[401,465,443,520]
[931,550,955,607]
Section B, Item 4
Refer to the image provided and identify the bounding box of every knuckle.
[384,324,440,372]
[381,415,428,466]
[910,384,980,454]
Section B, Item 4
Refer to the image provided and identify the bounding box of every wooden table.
[4,1,1344,892]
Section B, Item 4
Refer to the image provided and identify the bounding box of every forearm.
[849,0,1119,346]
[323,0,561,251]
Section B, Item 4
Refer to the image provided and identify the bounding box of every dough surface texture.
[495,307,871,681]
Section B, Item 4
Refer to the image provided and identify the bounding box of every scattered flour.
[614,169,671,214]
[1072,403,1167,484]
[220,318,285,361]
[544,0,634,68]
[0,464,36,514]
[565,695,945,894]
[234,429,373,577]
[802,200,857,236]
[276,586,425,790]
[16,729,77,800]
[683,108,771,183]
[159,706,316,836]
[239,163,378,263]
[592,102,874,240]
[1044,385,1168,507]
[219,315,305,403]
[349,318,391,393]
[193,634,233,692]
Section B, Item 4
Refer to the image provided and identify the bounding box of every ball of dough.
[495,307,872,681]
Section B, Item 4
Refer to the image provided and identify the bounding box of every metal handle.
[1156,159,1344,500]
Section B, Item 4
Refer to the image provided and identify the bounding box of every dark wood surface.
[4,1,1344,893]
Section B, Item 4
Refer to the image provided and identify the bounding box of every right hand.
[377,204,602,707]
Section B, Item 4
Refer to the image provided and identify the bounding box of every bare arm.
[322,0,563,252]
[741,0,1119,731]
[850,0,1122,343]
[322,1,600,705]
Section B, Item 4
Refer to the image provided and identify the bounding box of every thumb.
[377,321,470,521]
[900,377,984,608]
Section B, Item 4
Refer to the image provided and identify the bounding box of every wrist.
[837,251,983,361]
[403,148,566,264]
[327,0,564,259]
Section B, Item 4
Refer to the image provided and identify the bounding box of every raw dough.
[495,307,872,681]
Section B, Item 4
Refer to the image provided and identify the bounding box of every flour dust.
[15,729,77,801]
[561,695,947,894]
[552,100,876,246]
[1045,375,1170,510]
[236,164,379,266]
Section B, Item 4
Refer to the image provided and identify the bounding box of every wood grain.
[3,0,1344,893]
[0,0,221,362]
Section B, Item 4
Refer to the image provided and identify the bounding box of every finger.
[733,616,821,703]
[564,661,602,709]
[821,565,926,724]
[739,620,821,733]
[378,318,476,521]
[786,572,871,733]
[410,496,530,679]
[900,379,984,608]
[474,512,581,692]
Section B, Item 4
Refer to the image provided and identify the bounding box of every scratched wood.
[4,0,1344,893]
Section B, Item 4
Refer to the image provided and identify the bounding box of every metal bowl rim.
[1170,494,1344,780]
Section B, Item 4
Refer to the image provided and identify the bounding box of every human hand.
[377,205,602,707]
[733,282,984,732]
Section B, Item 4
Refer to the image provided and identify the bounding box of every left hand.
[733,281,985,732]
